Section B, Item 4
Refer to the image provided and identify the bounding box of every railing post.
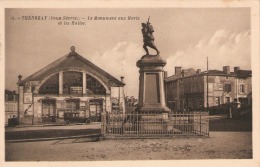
[199,111,202,134]
[137,112,139,136]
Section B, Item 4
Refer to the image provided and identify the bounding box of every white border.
[0,0,259,167]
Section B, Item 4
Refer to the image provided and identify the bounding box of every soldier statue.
[141,17,160,55]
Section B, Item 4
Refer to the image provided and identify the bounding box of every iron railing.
[101,111,209,138]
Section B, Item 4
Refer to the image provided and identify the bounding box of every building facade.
[5,90,18,125]
[165,66,252,113]
[17,47,125,125]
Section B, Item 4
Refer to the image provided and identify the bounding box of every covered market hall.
[16,46,125,125]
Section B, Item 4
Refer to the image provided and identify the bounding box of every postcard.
[0,0,259,167]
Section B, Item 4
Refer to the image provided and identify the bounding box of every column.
[159,72,166,106]
[138,71,144,106]
[59,71,63,95]
[82,72,86,95]
[105,96,111,113]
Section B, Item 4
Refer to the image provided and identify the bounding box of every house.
[165,66,252,114]
[5,90,18,125]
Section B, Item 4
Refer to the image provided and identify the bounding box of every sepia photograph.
[0,0,259,166]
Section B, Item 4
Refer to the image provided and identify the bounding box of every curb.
[7,122,100,128]
[6,134,101,143]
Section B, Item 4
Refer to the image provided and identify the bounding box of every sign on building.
[24,93,32,104]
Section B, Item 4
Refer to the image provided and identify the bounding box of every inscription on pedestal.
[145,73,160,104]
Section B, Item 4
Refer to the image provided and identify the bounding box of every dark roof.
[165,69,251,82]
[207,69,251,77]
[165,68,196,82]
[237,70,252,78]
[165,74,181,82]
[18,51,125,87]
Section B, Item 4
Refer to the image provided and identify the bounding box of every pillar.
[159,72,166,106]
[82,72,86,95]
[138,71,144,107]
[18,86,24,118]
[59,71,63,95]
[136,55,170,113]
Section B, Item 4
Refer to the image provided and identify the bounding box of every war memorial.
[101,19,209,138]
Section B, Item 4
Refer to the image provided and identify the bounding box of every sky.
[5,8,251,97]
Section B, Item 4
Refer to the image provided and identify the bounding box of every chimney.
[196,69,201,73]
[175,67,182,75]
[18,74,22,82]
[164,71,168,78]
[120,76,124,83]
[234,66,240,74]
[223,66,230,74]
[181,70,185,77]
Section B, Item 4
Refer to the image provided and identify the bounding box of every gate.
[101,111,209,138]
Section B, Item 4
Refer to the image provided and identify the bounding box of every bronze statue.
[141,17,160,55]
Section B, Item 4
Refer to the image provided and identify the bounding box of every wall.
[183,75,204,110]
[165,80,178,110]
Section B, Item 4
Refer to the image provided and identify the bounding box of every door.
[42,100,56,123]
[214,97,221,114]
[64,99,80,123]
[215,97,220,107]
[89,99,103,122]
[225,97,230,104]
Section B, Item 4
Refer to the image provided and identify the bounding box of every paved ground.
[5,115,252,161]
[5,132,252,161]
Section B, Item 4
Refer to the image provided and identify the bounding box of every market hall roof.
[18,47,125,87]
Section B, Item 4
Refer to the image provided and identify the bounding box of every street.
[5,115,252,161]
[5,132,252,161]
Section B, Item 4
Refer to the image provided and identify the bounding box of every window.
[86,75,106,95]
[180,78,183,83]
[66,99,80,111]
[240,84,245,93]
[39,74,59,94]
[224,83,231,92]
[63,72,83,95]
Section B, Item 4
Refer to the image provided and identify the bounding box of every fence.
[101,111,209,138]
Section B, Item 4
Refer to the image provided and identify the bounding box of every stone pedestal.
[136,55,170,113]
